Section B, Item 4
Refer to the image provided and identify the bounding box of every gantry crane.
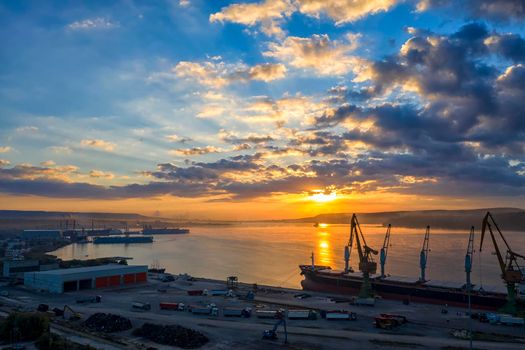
[348,214,378,297]
[480,212,525,314]
[380,224,392,278]
[465,226,475,349]
[419,226,430,282]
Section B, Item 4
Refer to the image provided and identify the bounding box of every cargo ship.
[300,213,525,310]
[142,227,190,235]
[93,236,153,244]
[300,265,510,309]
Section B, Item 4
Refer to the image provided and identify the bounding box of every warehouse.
[24,264,148,293]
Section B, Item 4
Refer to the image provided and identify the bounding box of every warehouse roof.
[29,264,147,277]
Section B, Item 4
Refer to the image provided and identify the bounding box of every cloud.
[417,0,525,21]
[0,160,10,167]
[210,0,294,37]
[173,61,287,88]
[171,146,221,156]
[80,139,116,152]
[246,63,287,82]
[40,160,56,167]
[15,126,38,133]
[166,134,192,143]
[179,0,190,7]
[0,163,79,182]
[49,146,73,154]
[89,170,115,179]
[0,147,12,153]
[210,0,401,36]
[263,33,365,76]
[295,0,400,24]
[220,130,275,144]
[68,17,119,31]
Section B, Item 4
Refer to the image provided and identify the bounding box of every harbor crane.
[380,224,392,278]
[419,226,430,282]
[465,226,475,350]
[348,214,378,297]
[480,212,525,314]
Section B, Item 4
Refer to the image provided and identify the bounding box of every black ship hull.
[300,265,508,310]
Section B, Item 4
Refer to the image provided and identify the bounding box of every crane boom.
[479,212,524,314]
[419,226,430,282]
[380,224,392,278]
[465,226,475,288]
[350,214,378,274]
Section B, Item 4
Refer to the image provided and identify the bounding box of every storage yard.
[1,272,525,349]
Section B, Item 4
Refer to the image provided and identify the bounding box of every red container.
[160,302,179,310]
[109,275,120,286]
[95,277,108,288]
[135,272,147,283]
[123,273,135,284]
[187,290,204,296]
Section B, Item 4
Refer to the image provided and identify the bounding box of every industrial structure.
[24,264,148,293]
[21,229,62,240]
[300,212,525,311]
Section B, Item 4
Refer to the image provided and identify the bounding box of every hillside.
[290,208,525,231]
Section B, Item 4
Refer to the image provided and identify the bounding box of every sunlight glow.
[309,191,337,203]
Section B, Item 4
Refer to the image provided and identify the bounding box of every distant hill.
[0,210,149,221]
[289,208,525,231]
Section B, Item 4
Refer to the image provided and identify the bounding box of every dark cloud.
[421,0,525,21]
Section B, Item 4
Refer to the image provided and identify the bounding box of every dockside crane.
[380,224,392,278]
[349,214,378,297]
[480,212,525,314]
[465,226,475,350]
[419,226,430,282]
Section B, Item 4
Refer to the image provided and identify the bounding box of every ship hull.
[300,266,507,310]
[93,236,153,244]
[142,228,189,235]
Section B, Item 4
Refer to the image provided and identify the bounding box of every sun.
[308,191,337,203]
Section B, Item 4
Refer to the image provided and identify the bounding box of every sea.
[51,223,525,290]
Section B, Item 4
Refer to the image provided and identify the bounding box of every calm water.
[51,223,525,290]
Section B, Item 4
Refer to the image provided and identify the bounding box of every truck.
[76,295,101,304]
[223,307,251,318]
[189,304,218,316]
[353,297,375,306]
[160,302,184,311]
[499,315,525,326]
[287,309,317,320]
[132,302,151,311]
[374,314,407,329]
[324,310,357,321]
[256,309,284,319]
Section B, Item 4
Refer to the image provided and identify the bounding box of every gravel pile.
[84,313,132,333]
[133,323,209,348]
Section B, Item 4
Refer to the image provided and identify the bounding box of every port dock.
[1,272,524,349]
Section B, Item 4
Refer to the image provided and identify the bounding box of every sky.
[0,0,525,220]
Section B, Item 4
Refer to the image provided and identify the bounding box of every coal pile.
[84,313,132,333]
[133,323,209,348]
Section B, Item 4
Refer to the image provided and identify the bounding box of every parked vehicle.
[76,295,101,304]
[132,301,151,311]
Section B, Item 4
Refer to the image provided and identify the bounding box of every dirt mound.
[84,313,132,333]
[133,323,209,348]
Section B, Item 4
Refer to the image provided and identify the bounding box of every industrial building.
[24,264,148,293]
[22,229,62,240]
[3,259,59,278]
